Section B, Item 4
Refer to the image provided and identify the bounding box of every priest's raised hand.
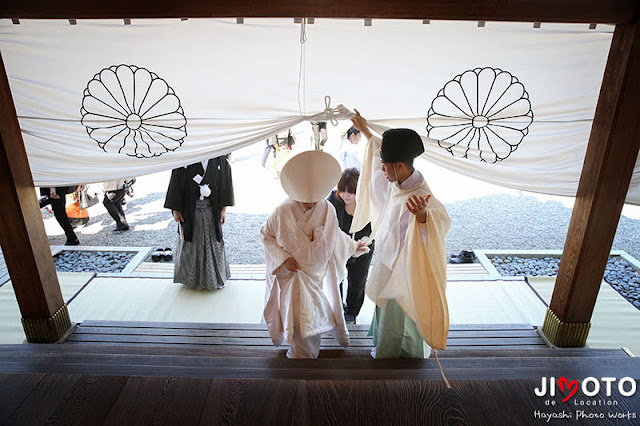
[406,194,432,223]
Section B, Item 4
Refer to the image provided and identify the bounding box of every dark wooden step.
[2,343,628,359]
[0,345,632,365]
[73,325,542,339]
[0,345,639,380]
[79,319,538,331]
[65,333,547,348]
[68,320,548,350]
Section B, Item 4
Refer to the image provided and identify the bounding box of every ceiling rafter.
[1,0,637,24]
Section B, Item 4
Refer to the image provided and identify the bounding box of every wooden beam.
[0,52,71,342]
[0,0,637,24]
[543,20,640,347]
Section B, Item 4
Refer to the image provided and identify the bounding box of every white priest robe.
[351,135,451,352]
[261,198,359,358]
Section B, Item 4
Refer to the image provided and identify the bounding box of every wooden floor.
[0,341,638,425]
[2,262,639,423]
[0,373,638,425]
[1,322,639,424]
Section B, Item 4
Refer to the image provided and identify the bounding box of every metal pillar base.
[22,303,72,343]
[541,308,590,347]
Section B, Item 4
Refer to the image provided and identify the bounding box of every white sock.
[423,342,432,359]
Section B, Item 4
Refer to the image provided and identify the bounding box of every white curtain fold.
[0,18,637,204]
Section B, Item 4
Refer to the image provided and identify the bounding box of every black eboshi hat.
[380,128,425,163]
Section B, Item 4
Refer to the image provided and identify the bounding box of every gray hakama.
[174,199,230,290]
[165,156,234,291]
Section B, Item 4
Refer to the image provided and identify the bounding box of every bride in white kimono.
[261,150,368,358]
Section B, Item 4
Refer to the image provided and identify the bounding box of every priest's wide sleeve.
[351,135,387,233]
[405,202,451,350]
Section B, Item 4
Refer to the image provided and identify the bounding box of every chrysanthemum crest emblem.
[427,67,533,163]
[81,65,187,158]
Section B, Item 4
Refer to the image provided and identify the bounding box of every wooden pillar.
[542,20,640,347]
[0,52,71,343]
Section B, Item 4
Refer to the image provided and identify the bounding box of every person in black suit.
[164,156,235,290]
[39,186,79,245]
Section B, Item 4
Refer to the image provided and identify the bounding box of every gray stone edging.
[45,246,640,282]
[49,245,151,276]
[474,249,639,279]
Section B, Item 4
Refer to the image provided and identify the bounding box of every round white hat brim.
[280,150,341,203]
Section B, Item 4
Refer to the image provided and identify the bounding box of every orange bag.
[65,187,90,227]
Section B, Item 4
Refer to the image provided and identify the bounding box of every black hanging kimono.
[164,156,235,290]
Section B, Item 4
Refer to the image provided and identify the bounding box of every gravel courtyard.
[41,145,640,265]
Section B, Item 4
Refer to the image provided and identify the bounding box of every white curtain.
[1,18,638,204]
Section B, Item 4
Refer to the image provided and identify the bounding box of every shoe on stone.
[151,248,163,262]
[114,224,130,232]
[64,238,80,246]
[344,314,356,325]
[163,247,173,262]
[449,250,477,264]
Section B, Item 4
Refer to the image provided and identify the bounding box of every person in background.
[261,151,368,358]
[327,168,374,325]
[39,185,80,245]
[164,156,234,290]
[337,126,363,170]
[261,137,277,168]
[311,121,328,150]
[103,179,134,232]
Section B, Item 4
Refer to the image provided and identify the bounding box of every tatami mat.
[67,277,268,324]
[65,277,377,327]
[0,272,94,344]
[447,280,547,325]
[65,277,546,327]
[529,277,640,355]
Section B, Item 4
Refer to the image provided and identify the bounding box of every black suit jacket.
[164,156,234,242]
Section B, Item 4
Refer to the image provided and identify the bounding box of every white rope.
[297,18,307,117]
[322,95,340,126]
[299,18,308,44]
